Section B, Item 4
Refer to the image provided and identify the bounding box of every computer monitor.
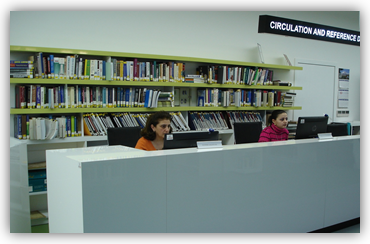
[163,131,220,150]
[295,116,328,139]
[326,122,349,136]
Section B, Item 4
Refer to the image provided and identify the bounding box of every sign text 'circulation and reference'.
[258,15,360,46]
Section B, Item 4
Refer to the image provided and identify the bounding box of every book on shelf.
[82,112,192,136]
[10,60,34,78]
[185,74,205,83]
[281,92,296,107]
[226,111,266,128]
[272,80,292,86]
[179,88,190,107]
[14,115,82,140]
[188,111,229,131]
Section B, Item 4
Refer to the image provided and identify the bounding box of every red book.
[277,91,282,106]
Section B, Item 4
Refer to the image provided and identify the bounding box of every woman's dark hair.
[141,111,172,140]
[268,110,287,126]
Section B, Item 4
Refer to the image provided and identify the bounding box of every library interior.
[9,11,360,233]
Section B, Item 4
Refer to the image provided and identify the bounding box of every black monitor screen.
[295,116,328,139]
[163,131,219,150]
[326,123,349,136]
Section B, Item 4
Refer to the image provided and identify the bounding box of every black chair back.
[233,122,262,144]
[107,127,142,148]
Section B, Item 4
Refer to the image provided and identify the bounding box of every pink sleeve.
[258,129,270,142]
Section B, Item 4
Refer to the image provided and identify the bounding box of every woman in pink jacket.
[258,110,289,142]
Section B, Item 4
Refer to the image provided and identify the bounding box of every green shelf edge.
[10,78,302,90]
[10,106,302,115]
[10,45,303,71]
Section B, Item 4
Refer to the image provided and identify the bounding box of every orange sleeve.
[135,137,156,151]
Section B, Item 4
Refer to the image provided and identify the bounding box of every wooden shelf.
[30,210,48,220]
[28,162,46,170]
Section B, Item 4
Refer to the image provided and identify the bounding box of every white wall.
[10,11,360,122]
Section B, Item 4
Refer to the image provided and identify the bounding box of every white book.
[90,60,95,80]
[75,85,79,108]
[97,115,108,134]
[112,87,116,108]
[151,90,158,108]
[98,60,103,80]
[71,86,76,108]
[130,114,139,127]
[66,56,71,79]
[71,56,76,79]
[48,88,54,109]
[65,84,69,108]
[36,118,46,140]
[49,120,59,140]
[59,117,67,138]
[119,114,129,127]
[91,114,104,135]
[29,118,35,140]
[125,114,134,127]
[44,119,53,139]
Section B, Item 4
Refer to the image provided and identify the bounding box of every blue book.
[14,115,22,139]
[144,89,150,107]
[67,116,71,137]
[123,62,127,80]
[117,87,121,107]
[39,52,44,78]
[101,87,106,108]
[36,85,41,108]
[246,90,252,106]
[59,85,64,108]
[102,60,106,80]
[120,88,124,107]
[108,87,112,108]
[134,117,144,128]
[152,61,156,81]
[125,88,130,107]
[49,55,54,78]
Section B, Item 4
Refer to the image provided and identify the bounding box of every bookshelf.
[10,45,302,231]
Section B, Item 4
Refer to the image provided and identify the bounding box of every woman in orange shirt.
[135,111,172,151]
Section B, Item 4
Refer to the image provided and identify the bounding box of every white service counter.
[46,135,360,233]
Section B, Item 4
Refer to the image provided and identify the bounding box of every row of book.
[111,59,186,82]
[188,111,265,131]
[14,114,82,140]
[11,58,292,87]
[197,65,275,85]
[11,55,187,82]
[84,112,190,136]
[14,111,264,140]
[14,85,174,109]
[14,84,296,109]
[196,88,297,107]
[14,112,190,140]
[225,111,265,127]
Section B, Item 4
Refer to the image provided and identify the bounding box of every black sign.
[258,15,360,46]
